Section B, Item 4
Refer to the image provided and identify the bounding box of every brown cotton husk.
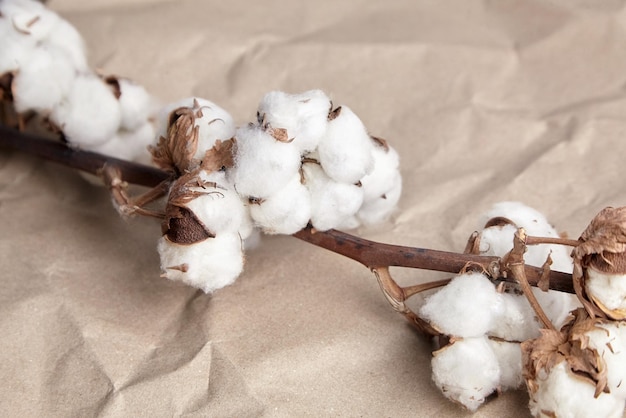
[572,206,626,319]
[0,72,14,102]
[150,106,199,174]
[522,308,609,398]
[160,140,235,245]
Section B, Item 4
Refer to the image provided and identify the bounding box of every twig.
[0,125,576,294]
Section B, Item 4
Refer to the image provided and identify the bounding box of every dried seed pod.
[522,308,626,417]
[572,206,626,320]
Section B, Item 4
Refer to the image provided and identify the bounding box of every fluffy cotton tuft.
[431,337,501,411]
[116,78,155,131]
[184,170,248,236]
[50,73,122,147]
[528,362,625,418]
[302,161,364,231]
[157,233,244,293]
[585,321,626,399]
[231,124,301,199]
[257,89,331,153]
[419,272,501,338]
[487,339,524,391]
[11,46,76,113]
[248,174,311,235]
[90,122,155,164]
[317,106,375,184]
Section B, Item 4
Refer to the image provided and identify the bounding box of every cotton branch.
[0,125,575,294]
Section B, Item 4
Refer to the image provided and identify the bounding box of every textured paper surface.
[2,0,626,416]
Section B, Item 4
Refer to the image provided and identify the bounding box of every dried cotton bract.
[522,309,626,418]
[572,206,626,320]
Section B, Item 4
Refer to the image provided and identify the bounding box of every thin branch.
[0,126,576,294]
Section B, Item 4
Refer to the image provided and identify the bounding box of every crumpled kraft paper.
[2,0,626,416]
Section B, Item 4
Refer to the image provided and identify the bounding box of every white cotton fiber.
[489,292,541,341]
[486,339,523,391]
[5,0,58,43]
[117,78,155,131]
[231,124,301,199]
[89,122,155,164]
[302,161,364,231]
[50,72,122,147]
[249,174,311,235]
[184,173,247,236]
[257,89,331,153]
[360,139,400,202]
[528,362,625,418]
[43,18,88,71]
[157,232,243,293]
[357,169,402,226]
[586,270,626,317]
[431,337,501,411]
[585,321,626,399]
[318,106,374,184]
[419,272,500,338]
[11,46,76,113]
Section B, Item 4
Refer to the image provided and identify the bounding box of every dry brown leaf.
[522,309,611,398]
[200,138,235,172]
[572,206,626,318]
[150,106,199,174]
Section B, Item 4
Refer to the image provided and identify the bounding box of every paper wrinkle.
[4,1,626,417]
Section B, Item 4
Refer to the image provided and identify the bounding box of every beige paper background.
[2,0,626,416]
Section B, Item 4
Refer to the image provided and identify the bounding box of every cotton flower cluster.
[152,92,402,292]
[0,0,156,163]
[418,202,580,411]
[521,206,626,418]
[235,90,402,234]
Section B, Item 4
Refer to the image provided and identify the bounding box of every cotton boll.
[249,175,311,235]
[360,140,400,202]
[116,78,155,131]
[231,124,301,199]
[431,337,501,411]
[292,89,331,153]
[89,122,155,164]
[487,339,523,391]
[585,322,626,399]
[50,72,122,147]
[302,161,364,232]
[528,362,625,418]
[490,292,541,341]
[318,106,374,184]
[11,46,75,113]
[157,233,243,293]
[257,90,332,153]
[419,272,500,338]
[357,170,402,226]
[257,90,298,137]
